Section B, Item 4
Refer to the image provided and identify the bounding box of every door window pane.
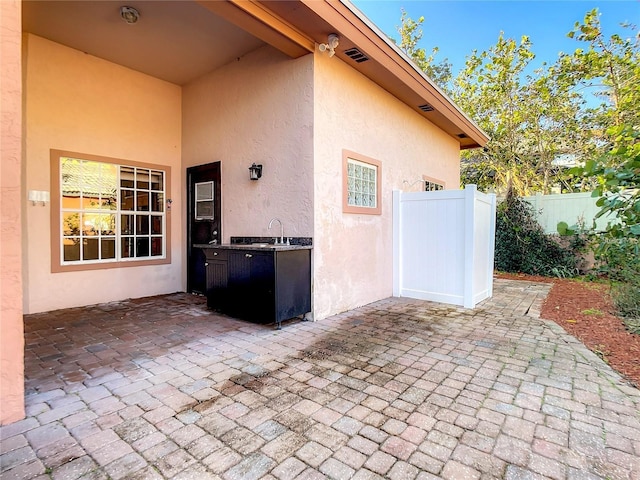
[195,181,214,220]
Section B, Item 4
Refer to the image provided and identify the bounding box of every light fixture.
[249,163,263,181]
[28,190,50,206]
[318,34,340,58]
[120,6,140,25]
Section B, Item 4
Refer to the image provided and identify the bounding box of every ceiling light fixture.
[318,34,340,58]
[120,6,140,25]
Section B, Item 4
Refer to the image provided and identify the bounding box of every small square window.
[424,177,445,191]
[342,151,382,215]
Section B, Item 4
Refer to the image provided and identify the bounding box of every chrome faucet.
[268,218,287,245]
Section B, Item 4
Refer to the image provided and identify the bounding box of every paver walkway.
[1,279,639,480]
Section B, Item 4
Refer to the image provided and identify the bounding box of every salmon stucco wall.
[24,35,183,314]
[182,45,314,256]
[313,51,460,320]
[1,0,25,424]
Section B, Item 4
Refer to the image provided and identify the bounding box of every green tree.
[559,9,640,131]
[395,9,452,90]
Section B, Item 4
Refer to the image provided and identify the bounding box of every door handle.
[204,262,209,266]
[245,254,253,258]
[213,252,218,256]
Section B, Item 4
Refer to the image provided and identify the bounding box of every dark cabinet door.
[245,253,276,323]
[205,263,228,310]
[227,251,275,323]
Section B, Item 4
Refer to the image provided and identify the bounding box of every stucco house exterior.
[0,0,488,424]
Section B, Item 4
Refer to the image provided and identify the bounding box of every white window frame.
[51,150,171,272]
[423,176,445,192]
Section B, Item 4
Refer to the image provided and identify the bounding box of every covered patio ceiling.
[21,0,488,148]
[22,0,266,86]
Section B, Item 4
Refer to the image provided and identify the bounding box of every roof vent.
[344,48,369,63]
[457,133,468,139]
[418,103,434,112]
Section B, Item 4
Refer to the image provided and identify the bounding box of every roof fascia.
[197,0,315,58]
[341,1,489,142]
[301,0,489,148]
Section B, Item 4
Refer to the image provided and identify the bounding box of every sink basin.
[251,243,271,247]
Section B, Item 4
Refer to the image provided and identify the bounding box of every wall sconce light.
[319,34,340,58]
[249,163,263,180]
[120,6,140,24]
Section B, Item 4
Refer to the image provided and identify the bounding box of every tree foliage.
[397,8,638,198]
[451,33,588,195]
[395,9,452,90]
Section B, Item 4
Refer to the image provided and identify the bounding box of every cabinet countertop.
[194,244,312,251]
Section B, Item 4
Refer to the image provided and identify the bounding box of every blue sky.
[352,0,639,76]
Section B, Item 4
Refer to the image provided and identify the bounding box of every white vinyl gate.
[393,185,497,308]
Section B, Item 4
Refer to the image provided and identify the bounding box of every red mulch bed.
[496,272,640,388]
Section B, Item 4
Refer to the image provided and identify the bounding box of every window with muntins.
[52,151,170,271]
[347,159,377,208]
[343,150,382,215]
[424,179,444,191]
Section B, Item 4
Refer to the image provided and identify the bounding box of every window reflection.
[60,156,166,264]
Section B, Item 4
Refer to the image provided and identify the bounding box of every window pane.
[196,201,213,219]
[151,237,163,256]
[346,159,377,209]
[136,169,150,189]
[59,155,167,265]
[82,214,100,236]
[136,215,149,235]
[151,216,162,235]
[62,212,80,236]
[100,214,116,235]
[196,182,213,201]
[83,238,99,260]
[100,163,118,210]
[136,191,149,211]
[63,238,80,261]
[121,189,134,211]
[61,158,82,209]
[151,192,164,212]
[121,215,134,235]
[101,238,116,259]
[121,167,134,188]
[150,171,163,191]
[136,238,149,257]
[121,237,134,258]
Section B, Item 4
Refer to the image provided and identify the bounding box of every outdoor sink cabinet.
[196,244,312,328]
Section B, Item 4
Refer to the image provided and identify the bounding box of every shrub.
[495,190,583,277]
[594,237,640,329]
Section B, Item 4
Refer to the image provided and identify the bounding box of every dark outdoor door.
[187,162,221,294]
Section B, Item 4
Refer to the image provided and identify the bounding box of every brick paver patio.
[1,279,639,479]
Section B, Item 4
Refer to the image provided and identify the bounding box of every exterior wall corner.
[1,0,25,424]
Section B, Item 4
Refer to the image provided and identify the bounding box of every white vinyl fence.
[521,192,610,234]
[393,185,496,309]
